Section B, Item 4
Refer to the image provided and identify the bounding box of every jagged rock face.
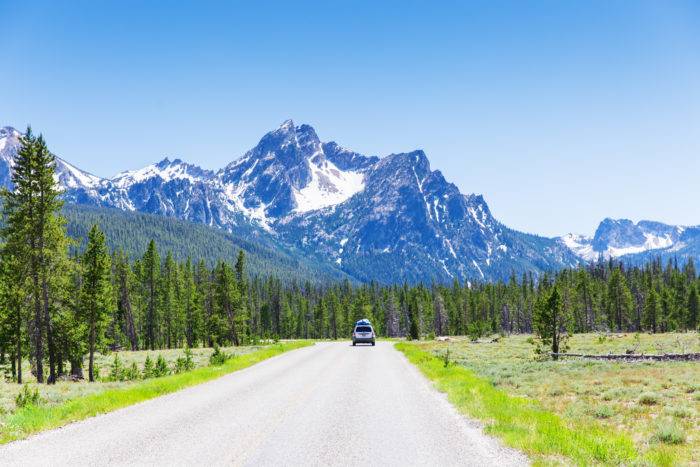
[221,121,314,218]
[219,121,373,223]
[0,121,585,283]
[276,149,579,282]
[592,219,648,251]
[560,217,696,263]
[0,127,20,189]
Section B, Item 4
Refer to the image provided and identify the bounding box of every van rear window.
[356,326,372,332]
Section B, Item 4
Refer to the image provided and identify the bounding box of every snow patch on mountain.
[55,159,102,189]
[222,180,273,232]
[561,233,598,261]
[0,127,21,160]
[113,158,211,187]
[604,233,674,257]
[293,156,364,213]
[561,220,688,261]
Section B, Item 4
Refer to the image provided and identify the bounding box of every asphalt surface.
[0,342,528,466]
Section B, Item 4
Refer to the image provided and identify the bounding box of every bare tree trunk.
[56,345,64,378]
[33,269,44,383]
[226,301,239,346]
[70,359,84,380]
[16,322,22,384]
[552,305,560,361]
[42,273,56,384]
[117,268,138,350]
[206,288,213,347]
[11,353,16,382]
[88,321,96,382]
[148,280,156,350]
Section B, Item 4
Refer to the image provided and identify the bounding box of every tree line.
[1,130,699,384]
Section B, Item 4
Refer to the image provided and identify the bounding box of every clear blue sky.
[2,0,699,236]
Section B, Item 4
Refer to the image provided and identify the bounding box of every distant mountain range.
[0,123,697,283]
[560,218,700,265]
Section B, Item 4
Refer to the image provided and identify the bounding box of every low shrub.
[15,384,40,408]
[210,345,232,365]
[467,321,487,342]
[441,348,451,368]
[142,355,155,379]
[154,355,170,377]
[174,348,195,373]
[664,406,694,419]
[124,362,141,381]
[652,419,686,445]
[638,392,660,406]
[109,354,125,381]
[594,405,615,419]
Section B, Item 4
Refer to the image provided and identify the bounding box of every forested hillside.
[62,204,352,283]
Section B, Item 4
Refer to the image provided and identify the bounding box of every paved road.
[0,342,527,466]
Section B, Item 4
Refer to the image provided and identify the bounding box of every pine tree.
[194,259,211,346]
[234,250,249,342]
[327,290,339,340]
[0,128,68,383]
[0,255,28,383]
[687,284,699,330]
[214,261,240,346]
[533,286,572,360]
[408,291,420,340]
[161,252,177,348]
[79,225,113,382]
[142,240,160,350]
[384,290,400,337]
[643,287,660,333]
[182,258,197,347]
[114,250,138,350]
[606,268,634,332]
[433,292,447,336]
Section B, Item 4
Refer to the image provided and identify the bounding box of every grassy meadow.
[407,332,700,465]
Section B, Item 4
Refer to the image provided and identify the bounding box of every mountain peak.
[0,126,21,141]
[379,150,431,177]
[278,119,295,132]
[156,157,172,168]
[155,157,187,169]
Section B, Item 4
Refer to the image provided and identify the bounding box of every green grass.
[0,345,265,415]
[412,333,700,465]
[396,342,639,466]
[0,341,312,444]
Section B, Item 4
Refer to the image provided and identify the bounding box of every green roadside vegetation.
[0,341,311,444]
[397,334,700,466]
